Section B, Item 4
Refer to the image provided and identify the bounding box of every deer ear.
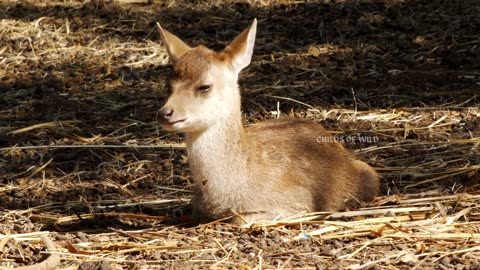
[224,19,257,73]
[157,22,192,62]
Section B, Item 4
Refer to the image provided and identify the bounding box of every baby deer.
[157,19,380,224]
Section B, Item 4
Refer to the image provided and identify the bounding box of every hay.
[1,0,479,269]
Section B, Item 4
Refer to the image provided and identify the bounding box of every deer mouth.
[162,119,187,128]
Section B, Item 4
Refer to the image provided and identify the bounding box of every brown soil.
[1,0,479,269]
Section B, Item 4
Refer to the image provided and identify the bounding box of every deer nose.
[159,107,174,121]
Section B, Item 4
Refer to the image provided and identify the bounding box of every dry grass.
[1,0,479,269]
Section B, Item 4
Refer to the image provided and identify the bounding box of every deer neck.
[185,110,251,190]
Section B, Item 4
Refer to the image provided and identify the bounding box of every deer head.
[157,19,257,134]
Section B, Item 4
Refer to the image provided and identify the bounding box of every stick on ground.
[14,235,61,270]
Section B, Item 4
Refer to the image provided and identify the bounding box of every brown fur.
[172,47,215,81]
[157,20,380,224]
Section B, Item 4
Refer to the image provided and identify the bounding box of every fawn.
[157,19,380,224]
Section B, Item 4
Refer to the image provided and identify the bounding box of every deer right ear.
[157,22,191,62]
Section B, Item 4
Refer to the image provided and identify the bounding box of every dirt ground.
[1,0,479,269]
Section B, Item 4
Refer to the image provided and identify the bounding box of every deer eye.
[197,84,212,92]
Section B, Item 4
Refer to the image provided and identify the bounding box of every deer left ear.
[224,19,257,73]
[157,22,192,63]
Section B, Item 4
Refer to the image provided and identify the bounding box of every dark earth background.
[1,0,479,269]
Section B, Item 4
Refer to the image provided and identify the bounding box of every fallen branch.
[0,143,186,151]
[14,235,61,270]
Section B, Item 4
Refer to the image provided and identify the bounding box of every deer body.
[157,20,380,224]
